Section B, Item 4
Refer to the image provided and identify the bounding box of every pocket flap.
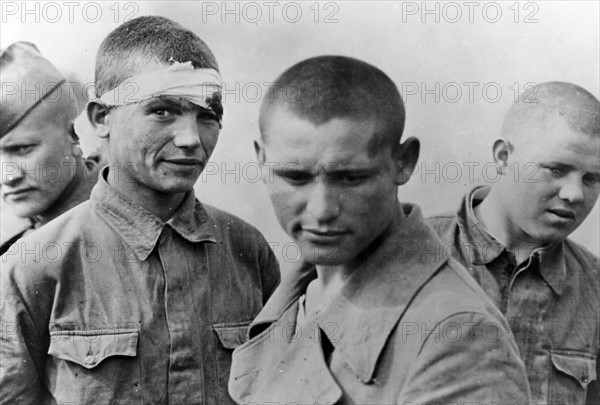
[213,322,251,349]
[48,328,139,369]
[550,351,597,389]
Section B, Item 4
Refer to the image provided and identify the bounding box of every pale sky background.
[1,1,598,272]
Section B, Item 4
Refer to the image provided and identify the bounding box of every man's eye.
[340,174,368,185]
[544,166,564,176]
[327,173,368,186]
[281,173,312,185]
[153,109,172,118]
[583,173,600,187]
[13,145,35,155]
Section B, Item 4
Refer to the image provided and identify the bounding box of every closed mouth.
[163,158,203,166]
[548,208,576,220]
[303,229,348,237]
[4,187,34,198]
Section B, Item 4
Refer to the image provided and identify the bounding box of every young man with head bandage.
[0,42,101,255]
[0,16,280,404]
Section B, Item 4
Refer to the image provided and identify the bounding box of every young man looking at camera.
[1,16,279,404]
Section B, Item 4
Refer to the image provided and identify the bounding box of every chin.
[531,229,572,245]
[158,182,196,194]
[301,249,354,266]
[10,205,43,219]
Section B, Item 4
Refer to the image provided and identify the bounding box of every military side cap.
[0,42,66,138]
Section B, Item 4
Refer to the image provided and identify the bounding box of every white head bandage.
[96,62,223,121]
[74,62,224,143]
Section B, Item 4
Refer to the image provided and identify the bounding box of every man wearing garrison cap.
[0,42,100,255]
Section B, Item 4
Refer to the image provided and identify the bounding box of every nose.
[305,181,341,224]
[558,174,585,204]
[0,160,25,187]
[172,113,202,150]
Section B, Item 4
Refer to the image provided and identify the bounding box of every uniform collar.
[251,203,447,383]
[536,242,567,295]
[456,186,506,265]
[91,167,217,261]
[458,185,566,295]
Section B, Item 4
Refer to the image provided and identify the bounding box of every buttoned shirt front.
[428,186,599,405]
[229,203,531,404]
[1,171,280,404]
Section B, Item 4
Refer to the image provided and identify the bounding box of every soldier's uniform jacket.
[229,203,531,404]
[428,186,599,405]
[1,172,281,404]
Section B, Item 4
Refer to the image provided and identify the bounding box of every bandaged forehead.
[97,61,223,122]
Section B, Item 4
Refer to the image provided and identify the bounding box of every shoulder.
[1,202,96,276]
[199,202,280,297]
[25,201,94,243]
[563,237,599,266]
[408,260,507,328]
[201,203,271,246]
[562,238,599,286]
[392,261,528,402]
[425,211,457,237]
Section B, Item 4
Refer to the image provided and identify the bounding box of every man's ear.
[393,136,420,185]
[71,140,84,159]
[86,101,111,139]
[254,139,268,183]
[254,140,266,165]
[68,124,84,158]
[492,138,512,173]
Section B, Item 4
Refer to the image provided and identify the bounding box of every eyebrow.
[273,164,378,176]
[143,96,194,111]
[143,97,217,117]
[544,161,600,175]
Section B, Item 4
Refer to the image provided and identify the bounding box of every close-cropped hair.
[502,81,600,139]
[95,15,219,97]
[260,55,406,151]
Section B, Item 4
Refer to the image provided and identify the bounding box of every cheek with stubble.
[269,187,303,236]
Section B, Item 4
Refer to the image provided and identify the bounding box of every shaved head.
[95,15,219,97]
[502,81,600,141]
[259,55,406,155]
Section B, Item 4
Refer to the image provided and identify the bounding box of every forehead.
[1,104,68,146]
[515,116,600,167]
[262,108,384,166]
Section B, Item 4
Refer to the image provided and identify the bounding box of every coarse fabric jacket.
[428,186,599,405]
[229,203,531,405]
[1,172,281,404]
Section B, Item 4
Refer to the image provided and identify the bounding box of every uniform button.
[85,355,97,366]
[581,375,588,383]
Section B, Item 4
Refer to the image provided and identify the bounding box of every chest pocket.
[47,329,142,404]
[550,350,596,404]
[213,321,252,405]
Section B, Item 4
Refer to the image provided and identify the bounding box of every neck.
[33,158,98,227]
[475,187,541,262]
[314,264,352,290]
[107,171,186,222]
[304,264,349,317]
